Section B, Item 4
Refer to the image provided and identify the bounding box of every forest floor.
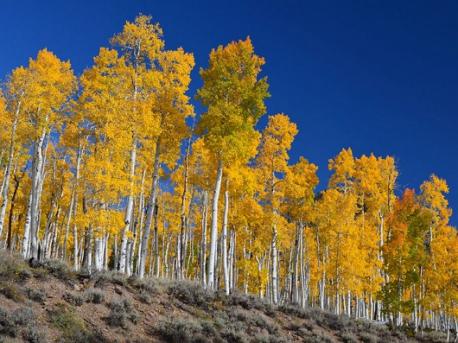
[0,252,450,343]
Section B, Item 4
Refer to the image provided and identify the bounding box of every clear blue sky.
[1,0,457,224]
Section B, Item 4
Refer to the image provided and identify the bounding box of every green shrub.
[0,251,29,283]
[49,303,98,343]
[0,307,18,337]
[93,271,127,288]
[25,288,46,303]
[63,291,84,306]
[0,307,40,340]
[156,318,218,343]
[0,282,24,302]
[10,307,34,326]
[129,276,167,295]
[106,299,138,329]
[41,260,75,282]
[360,331,379,343]
[138,291,152,304]
[22,324,46,343]
[341,331,359,343]
[222,290,271,312]
[84,288,105,304]
[169,280,214,308]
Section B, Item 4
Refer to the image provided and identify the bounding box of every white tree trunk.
[200,191,208,286]
[22,190,32,258]
[0,106,19,239]
[30,129,48,260]
[83,227,93,273]
[135,170,146,274]
[73,145,83,270]
[139,139,161,278]
[119,142,137,273]
[207,160,223,290]
[271,226,279,304]
[63,194,74,259]
[222,187,230,295]
[94,236,104,272]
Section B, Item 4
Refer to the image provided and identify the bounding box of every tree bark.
[200,191,208,286]
[138,138,161,278]
[119,141,137,273]
[73,144,83,270]
[0,103,20,239]
[29,128,48,260]
[207,159,223,289]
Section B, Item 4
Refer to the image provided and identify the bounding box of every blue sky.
[1,0,457,224]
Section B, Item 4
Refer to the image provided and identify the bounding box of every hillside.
[0,252,448,343]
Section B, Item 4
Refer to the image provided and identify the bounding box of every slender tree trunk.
[200,191,208,286]
[104,233,109,270]
[119,141,137,273]
[22,190,32,258]
[207,159,223,289]
[153,204,160,277]
[6,174,20,250]
[139,139,161,278]
[29,128,48,260]
[0,105,19,239]
[94,235,104,272]
[271,225,279,304]
[63,193,74,260]
[178,137,191,279]
[222,184,230,295]
[83,227,93,273]
[73,144,83,270]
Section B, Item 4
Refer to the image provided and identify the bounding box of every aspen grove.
[0,15,457,335]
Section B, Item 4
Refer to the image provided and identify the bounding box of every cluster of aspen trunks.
[0,14,457,339]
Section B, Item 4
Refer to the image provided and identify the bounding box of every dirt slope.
[0,253,448,343]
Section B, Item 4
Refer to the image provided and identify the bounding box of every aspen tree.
[282,157,318,305]
[110,16,196,278]
[197,38,268,289]
[256,113,297,303]
[17,50,76,259]
[109,15,163,274]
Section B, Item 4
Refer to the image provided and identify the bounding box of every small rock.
[114,286,123,295]
[73,284,81,291]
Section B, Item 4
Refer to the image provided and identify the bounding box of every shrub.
[129,276,167,295]
[49,303,97,343]
[156,318,217,343]
[169,280,214,308]
[220,326,250,343]
[106,299,138,329]
[417,330,447,343]
[31,267,48,280]
[63,291,84,306]
[360,331,379,343]
[18,269,33,283]
[138,291,152,304]
[0,307,39,339]
[0,251,29,283]
[22,324,46,343]
[222,290,271,312]
[0,282,24,302]
[41,260,75,282]
[253,334,288,343]
[25,288,46,303]
[10,307,34,326]
[93,271,127,288]
[278,304,313,320]
[341,331,359,343]
[0,307,18,337]
[84,288,105,304]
